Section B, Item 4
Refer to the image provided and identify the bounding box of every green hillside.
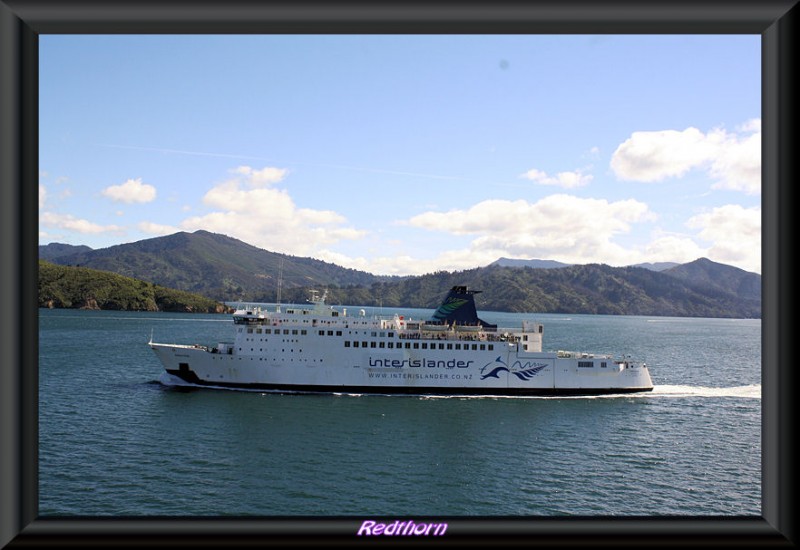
[47,230,387,302]
[41,231,761,318]
[296,261,761,319]
[38,260,230,313]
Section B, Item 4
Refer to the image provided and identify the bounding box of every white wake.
[649,384,761,399]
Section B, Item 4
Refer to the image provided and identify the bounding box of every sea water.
[38,307,761,516]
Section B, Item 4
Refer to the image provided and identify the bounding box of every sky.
[39,34,761,276]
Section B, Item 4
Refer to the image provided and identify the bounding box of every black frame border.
[1,1,796,547]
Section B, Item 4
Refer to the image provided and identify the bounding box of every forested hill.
[308,260,761,319]
[41,231,760,318]
[44,230,387,303]
[38,260,231,313]
[38,242,93,261]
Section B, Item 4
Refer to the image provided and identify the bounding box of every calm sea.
[38,307,761,517]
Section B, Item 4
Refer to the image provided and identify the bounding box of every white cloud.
[250,195,761,276]
[201,179,292,213]
[138,221,180,235]
[708,120,761,195]
[520,168,593,188]
[404,194,657,269]
[101,178,157,204]
[610,121,761,194]
[40,212,124,235]
[641,233,708,265]
[232,165,287,187]
[315,249,492,277]
[39,185,47,210]
[324,200,761,276]
[686,204,761,273]
[610,127,715,182]
[179,166,365,256]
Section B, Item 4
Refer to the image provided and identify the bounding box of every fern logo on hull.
[479,356,548,381]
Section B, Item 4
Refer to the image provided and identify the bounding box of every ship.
[149,286,653,396]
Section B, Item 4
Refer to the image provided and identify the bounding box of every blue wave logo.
[480,364,509,379]
[480,356,548,381]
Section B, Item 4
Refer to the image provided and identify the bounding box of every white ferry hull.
[150,342,653,396]
[149,286,653,396]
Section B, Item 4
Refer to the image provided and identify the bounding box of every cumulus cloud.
[40,212,124,235]
[101,178,157,204]
[641,233,709,265]
[138,221,180,236]
[231,165,288,187]
[708,120,761,194]
[274,195,761,276]
[333,206,760,276]
[179,165,365,256]
[610,120,761,194]
[314,200,762,276]
[315,248,495,277]
[520,168,593,188]
[39,184,47,210]
[686,204,761,273]
[405,194,657,268]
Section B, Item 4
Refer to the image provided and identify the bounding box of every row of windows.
[244,327,402,338]
[345,341,494,351]
[577,361,609,368]
[245,327,311,335]
[242,327,514,347]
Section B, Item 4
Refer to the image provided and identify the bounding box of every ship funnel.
[430,286,497,329]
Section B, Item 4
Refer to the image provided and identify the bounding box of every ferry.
[149,286,653,396]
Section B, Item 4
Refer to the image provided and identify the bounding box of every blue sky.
[39,34,761,275]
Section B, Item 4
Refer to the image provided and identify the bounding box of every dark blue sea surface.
[39,308,760,516]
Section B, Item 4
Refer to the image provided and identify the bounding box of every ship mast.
[276,258,284,313]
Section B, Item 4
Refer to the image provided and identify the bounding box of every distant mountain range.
[40,231,761,318]
[324,259,760,318]
[489,258,571,269]
[490,257,680,271]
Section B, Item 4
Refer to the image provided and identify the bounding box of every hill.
[316,262,761,318]
[489,258,571,269]
[630,261,680,271]
[38,260,230,313]
[47,230,388,302]
[41,231,761,318]
[39,242,93,261]
[491,257,679,272]
[663,257,760,301]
